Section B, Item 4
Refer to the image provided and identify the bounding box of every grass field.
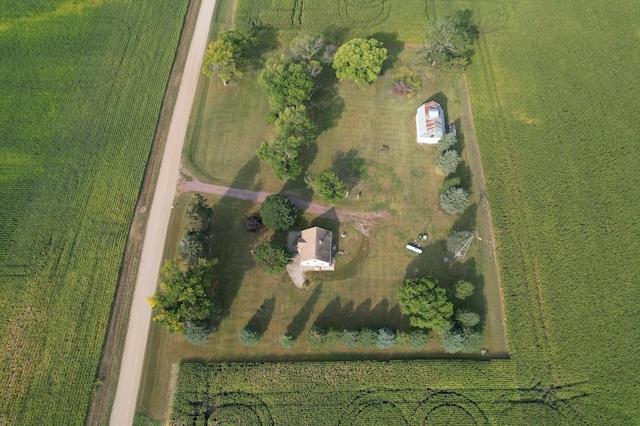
[0,1,189,424]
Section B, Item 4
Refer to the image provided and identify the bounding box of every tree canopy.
[273,105,316,145]
[147,258,217,333]
[176,231,208,266]
[333,38,387,86]
[238,325,261,347]
[307,168,348,204]
[436,149,460,176]
[437,133,457,152]
[257,134,304,180]
[184,194,213,233]
[440,186,470,215]
[397,277,454,331]
[419,12,476,74]
[202,30,256,85]
[260,194,298,232]
[454,279,475,300]
[183,319,217,345]
[258,56,315,111]
[253,241,291,273]
[456,309,480,328]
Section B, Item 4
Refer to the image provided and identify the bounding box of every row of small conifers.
[237,277,482,354]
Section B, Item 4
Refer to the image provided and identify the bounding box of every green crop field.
[464,0,640,423]
[170,361,582,425]
[0,0,189,424]
[160,0,640,424]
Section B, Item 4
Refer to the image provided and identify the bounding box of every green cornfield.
[0,0,188,424]
[168,0,640,424]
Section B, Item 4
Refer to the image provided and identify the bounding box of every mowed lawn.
[139,44,506,417]
[0,1,189,424]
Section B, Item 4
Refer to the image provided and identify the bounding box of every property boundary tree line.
[148,194,222,345]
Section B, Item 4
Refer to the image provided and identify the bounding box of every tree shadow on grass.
[208,157,262,319]
[313,297,409,330]
[311,66,345,134]
[247,296,276,335]
[279,141,319,198]
[368,31,404,76]
[450,201,477,233]
[332,148,366,189]
[403,242,488,332]
[286,284,323,338]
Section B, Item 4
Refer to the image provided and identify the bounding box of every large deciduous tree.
[419,12,476,74]
[257,134,304,180]
[147,258,218,333]
[202,30,256,85]
[253,241,291,273]
[306,168,348,204]
[333,38,387,86]
[397,277,454,331]
[273,105,317,145]
[258,56,315,111]
[260,194,298,232]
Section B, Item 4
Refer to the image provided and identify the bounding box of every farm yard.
[152,0,640,424]
[0,0,190,424]
[140,0,506,420]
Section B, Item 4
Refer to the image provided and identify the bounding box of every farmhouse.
[416,101,445,144]
[297,226,335,271]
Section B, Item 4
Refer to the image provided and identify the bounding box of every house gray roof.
[298,227,332,265]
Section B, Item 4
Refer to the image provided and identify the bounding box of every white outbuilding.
[416,101,445,144]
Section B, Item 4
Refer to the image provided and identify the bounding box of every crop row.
[170,361,586,425]
[464,0,640,423]
[0,1,189,424]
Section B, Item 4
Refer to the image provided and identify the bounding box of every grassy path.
[108,1,217,425]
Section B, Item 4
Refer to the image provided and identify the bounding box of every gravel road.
[108,1,217,425]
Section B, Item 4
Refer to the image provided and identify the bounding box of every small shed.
[416,101,445,144]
